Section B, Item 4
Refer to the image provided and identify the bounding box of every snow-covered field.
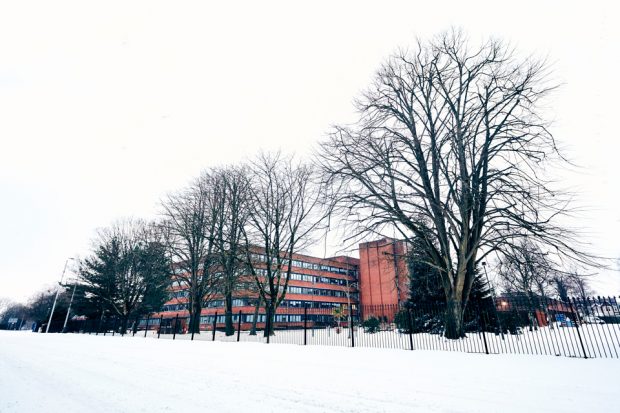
[1,331,618,413]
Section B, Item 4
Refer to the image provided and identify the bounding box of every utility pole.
[46,258,74,333]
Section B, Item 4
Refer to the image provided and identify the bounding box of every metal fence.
[63,295,620,359]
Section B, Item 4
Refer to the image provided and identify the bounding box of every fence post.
[264,306,271,344]
[349,307,355,348]
[173,314,178,340]
[144,316,150,338]
[212,312,217,341]
[568,298,588,359]
[237,311,242,342]
[133,319,138,336]
[480,309,489,355]
[304,306,308,346]
[158,316,163,339]
[407,308,414,351]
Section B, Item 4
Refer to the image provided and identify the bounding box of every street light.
[62,280,78,332]
[482,261,504,340]
[45,258,74,333]
[343,277,359,339]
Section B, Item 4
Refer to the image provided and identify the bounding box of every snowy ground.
[1,331,618,413]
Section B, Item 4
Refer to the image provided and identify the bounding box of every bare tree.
[498,240,554,299]
[211,166,252,336]
[567,270,594,299]
[496,239,557,329]
[244,152,325,337]
[161,174,223,335]
[319,30,596,338]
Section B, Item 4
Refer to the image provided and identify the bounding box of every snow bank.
[0,331,617,412]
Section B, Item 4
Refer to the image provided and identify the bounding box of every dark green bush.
[362,316,380,333]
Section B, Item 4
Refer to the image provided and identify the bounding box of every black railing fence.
[61,295,620,359]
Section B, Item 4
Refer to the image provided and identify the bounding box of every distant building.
[150,238,409,331]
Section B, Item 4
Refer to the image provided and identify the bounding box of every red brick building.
[358,238,409,321]
[151,238,408,330]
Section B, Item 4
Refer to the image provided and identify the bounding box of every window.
[288,286,302,294]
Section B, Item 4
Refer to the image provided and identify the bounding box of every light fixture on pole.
[46,258,74,333]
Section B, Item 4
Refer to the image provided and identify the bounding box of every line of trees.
[66,152,325,337]
[0,289,75,331]
[3,153,328,336]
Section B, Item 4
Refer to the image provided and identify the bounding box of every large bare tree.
[244,152,324,337]
[320,30,594,338]
[211,166,252,336]
[161,174,223,335]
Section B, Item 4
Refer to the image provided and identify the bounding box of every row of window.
[162,304,188,312]
[195,314,360,324]
[287,286,352,298]
[168,278,355,303]
[161,299,358,313]
[140,313,358,325]
[169,290,190,299]
[251,254,357,277]
[170,270,355,290]
[252,269,354,286]
[281,301,349,309]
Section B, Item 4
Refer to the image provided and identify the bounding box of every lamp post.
[482,262,504,340]
[62,281,78,332]
[344,278,359,339]
[46,258,74,333]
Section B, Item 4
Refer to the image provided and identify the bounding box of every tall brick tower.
[358,238,409,319]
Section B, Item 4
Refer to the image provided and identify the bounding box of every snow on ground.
[0,331,617,413]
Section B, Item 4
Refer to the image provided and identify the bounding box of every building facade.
[151,238,407,331]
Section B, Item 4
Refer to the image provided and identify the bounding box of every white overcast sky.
[1,0,619,302]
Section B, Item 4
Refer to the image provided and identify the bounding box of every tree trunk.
[121,316,129,335]
[263,301,276,338]
[444,297,465,339]
[526,292,536,331]
[249,298,260,336]
[190,300,202,334]
[224,294,234,336]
